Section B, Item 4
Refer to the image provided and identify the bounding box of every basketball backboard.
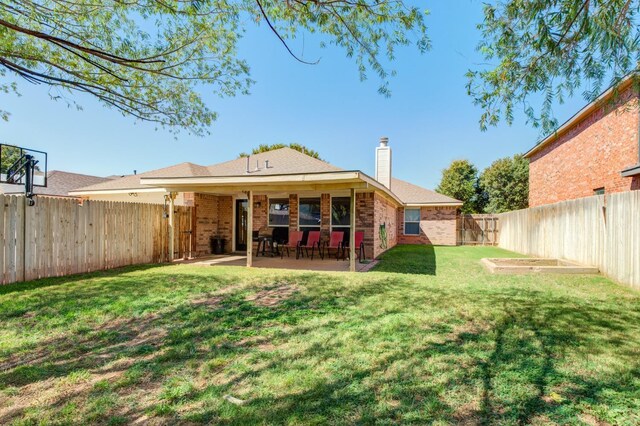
[0,144,47,187]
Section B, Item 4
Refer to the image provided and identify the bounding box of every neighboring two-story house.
[525,75,640,207]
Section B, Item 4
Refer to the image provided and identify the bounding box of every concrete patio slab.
[175,253,376,272]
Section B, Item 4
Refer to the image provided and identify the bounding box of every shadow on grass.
[0,263,169,296]
[1,262,640,424]
[372,244,437,275]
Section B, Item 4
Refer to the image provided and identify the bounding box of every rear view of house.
[525,76,640,207]
[72,139,462,267]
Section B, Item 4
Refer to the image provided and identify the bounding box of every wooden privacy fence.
[498,191,640,289]
[0,195,192,285]
[457,214,499,245]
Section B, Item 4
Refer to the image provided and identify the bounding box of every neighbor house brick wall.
[397,206,457,246]
[529,86,640,207]
[372,194,398,258]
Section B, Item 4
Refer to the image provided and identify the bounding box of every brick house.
[525,76,640,207]
[72,139,461,270]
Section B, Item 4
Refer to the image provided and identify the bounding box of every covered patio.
[143,170,402,272]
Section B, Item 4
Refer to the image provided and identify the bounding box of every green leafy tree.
[0,1,428,135]
[436,159,485,214]
[0,144,21,175]
[479,155,529,213]
[467,0,640,133]
[239,143,322,160]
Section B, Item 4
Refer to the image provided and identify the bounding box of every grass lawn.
[1,245,639,425]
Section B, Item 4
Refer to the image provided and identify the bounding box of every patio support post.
[350,188,356,272]
[168,192,176,262]
[247,190,253,267]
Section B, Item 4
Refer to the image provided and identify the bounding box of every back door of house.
[235,199,248,251]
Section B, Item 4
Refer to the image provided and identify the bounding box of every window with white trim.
[404,208,421,235]
[268,198,289,227]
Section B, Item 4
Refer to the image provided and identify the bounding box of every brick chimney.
[375,137,392,189]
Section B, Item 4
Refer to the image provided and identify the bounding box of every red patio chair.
[323,231,344,260]
[299,230,322,260]
[344,231,365,262]
[280,230,303,259]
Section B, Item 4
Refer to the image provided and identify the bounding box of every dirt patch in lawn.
[245,283,299,307]
[0,314,168,423]
[191,295,224,310]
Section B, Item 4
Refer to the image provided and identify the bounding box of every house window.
[299,198,321,232]
[268,198,289,227]
[404,208,421,235]
[594,187,605,195]
[331,197,351,243]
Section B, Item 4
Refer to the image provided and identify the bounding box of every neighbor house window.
[299,198,321,232]
[593,187,605,195]
[268,198,289,227]
[404,208,421,235]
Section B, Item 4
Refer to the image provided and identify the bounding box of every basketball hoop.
[0,144,48,206]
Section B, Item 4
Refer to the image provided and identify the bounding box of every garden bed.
[481,257,599,274]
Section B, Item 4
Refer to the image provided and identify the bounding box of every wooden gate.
[457,214,499,245]
[171,206,193,260]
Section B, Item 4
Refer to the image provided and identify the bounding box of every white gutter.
[405,202,464,207]
[69,187,167,196]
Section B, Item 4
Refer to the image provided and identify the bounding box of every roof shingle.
[390,178,461,205]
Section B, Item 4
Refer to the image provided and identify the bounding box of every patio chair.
[280,230,303,259]
[323,231,344,260]
[299,230,322,260]
[343,231,365,262]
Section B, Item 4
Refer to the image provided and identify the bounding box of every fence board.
[499,192,639,289]
[457,214,499,245]
[0,196,192,285]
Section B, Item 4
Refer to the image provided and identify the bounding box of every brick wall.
[355,192,374,259]
[252,195,268,231]
[397,206,458,246]
[193,193,219,256]
[288,194,298,231]
[320,194,331,240]
[217,196,233,253]
[372,193,398,259]
[529,87,640,207]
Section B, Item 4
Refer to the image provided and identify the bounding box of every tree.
[0,1,428,135]
[479,155,529,213]
[467,0,640,134]
[239,143,322,160]
[436,159,485,214]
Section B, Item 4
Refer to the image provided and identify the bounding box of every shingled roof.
[75,148,341,193]
[390,178,461,205]
[73,147,461,206]
[0,170,113,197]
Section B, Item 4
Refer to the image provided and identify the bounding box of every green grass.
[1,245,639,425]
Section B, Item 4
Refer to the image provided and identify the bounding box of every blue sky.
[1,1,587,189]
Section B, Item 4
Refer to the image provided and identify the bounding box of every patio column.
[350,188,356,272]
[246,190,253,267]
[168,192,176,262]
